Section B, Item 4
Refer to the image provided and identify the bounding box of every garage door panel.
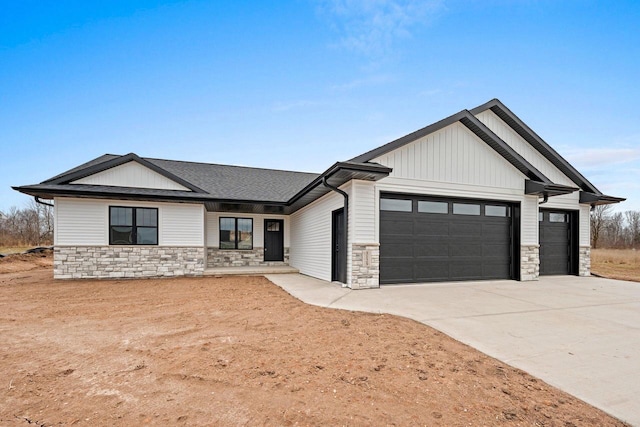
[380,195,514,284]
[414,220,449,236]
[449,243,482,257]
[450,222,483,237]
[539,209,572,276]
[415,262,450,281]
[381,218,413,235]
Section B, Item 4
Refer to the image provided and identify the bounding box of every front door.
[264,219,284,262]
[332,208,346,283]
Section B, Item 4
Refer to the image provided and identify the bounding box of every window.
[485,205,509,217]
[549,213,567,223]
[109,207,158,245]
[418,200,448,214]
[380,198,412,212]
[453,203,480,216]
[220,218,253,249]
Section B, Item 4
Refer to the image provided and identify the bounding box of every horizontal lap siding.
[351,180,376,243]
[160,204,204,246]
[290,187,348,283]
[72,161,190,191]
[580,205,591,246]
[55,198,108,245]
[521,195,539,245]
[54,197,204,246]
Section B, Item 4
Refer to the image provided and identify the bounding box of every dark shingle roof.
[146,158,318,202]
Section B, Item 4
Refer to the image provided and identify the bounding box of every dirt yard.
[592,248,640,282]
[0,254,628,426]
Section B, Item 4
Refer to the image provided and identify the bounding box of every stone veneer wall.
[207,247,290,268]
[579,246,591,276]
[54,246,205,279]
[520,245,540,281]
[350,243,380,289]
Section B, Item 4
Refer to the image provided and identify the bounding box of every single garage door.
[380,194,515,284]
[539,209,576,275]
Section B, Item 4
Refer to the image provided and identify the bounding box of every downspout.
[35,196,54,207]
[539,193,549,205]
[322,176,348,285]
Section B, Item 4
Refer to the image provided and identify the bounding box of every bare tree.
[0,200,54,247]
[625,210,640,248]
[591,204,612,249]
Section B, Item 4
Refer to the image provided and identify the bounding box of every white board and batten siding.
[72,161,191,191]
[475,110,576,187]
[55,197,204,246]
[205,212,290,248]
[374,122,526,192]
[290,183,351,283]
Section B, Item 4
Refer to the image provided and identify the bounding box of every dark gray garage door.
[380,195,514,284]
[539,209,574,275]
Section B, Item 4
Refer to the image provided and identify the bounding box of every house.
[14,99,624,288]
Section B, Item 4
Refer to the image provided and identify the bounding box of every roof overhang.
[579,191,626,206]
[524,180,579,197]
[13,161,392,215]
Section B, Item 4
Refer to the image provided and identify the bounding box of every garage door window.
[380,198,412,212]
[485,205,508,217]
[550,213,567,222]
[418,201,448,214]
[453,203,480,215]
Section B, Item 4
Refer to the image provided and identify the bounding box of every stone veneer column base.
[520,245,540,281]
[207,247,290,268]
[579,246,591,276]
[54,246,205,279]
[350,243,380,290]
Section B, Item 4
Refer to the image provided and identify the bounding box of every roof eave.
[525,180,579,197]
[579,191,626,205]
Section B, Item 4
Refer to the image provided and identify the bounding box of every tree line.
[591,205,640,249]
[0,200,54,247]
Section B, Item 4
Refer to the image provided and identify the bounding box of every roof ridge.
[144,156,320,176]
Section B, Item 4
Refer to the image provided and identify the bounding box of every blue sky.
[2,0,639,212]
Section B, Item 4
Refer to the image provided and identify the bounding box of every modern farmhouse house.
[14,99,623,288]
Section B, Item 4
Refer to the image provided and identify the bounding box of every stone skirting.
[207,247,290,268]
[54,246,205,279]
[520,245,540,281]
[579,246,591,276]
[350,243,380,289]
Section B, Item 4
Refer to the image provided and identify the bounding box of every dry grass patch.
[591,248,640,282]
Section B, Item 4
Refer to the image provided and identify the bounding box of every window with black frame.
[219,217,253,249]
[109,206,158,245]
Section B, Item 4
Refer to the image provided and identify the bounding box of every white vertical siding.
[475,110,576,187]
[580,205,591,246]
[54,197,204,246]
[205,213,290,248]
[72,161,191,191]
[55,198,108,245]
[372,122,525,190]
[160,204,204,246]
[290,185,349,283]
[351,180,376,243]
[521,195,539,245]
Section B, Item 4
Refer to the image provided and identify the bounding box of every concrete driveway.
[266,274,640,426]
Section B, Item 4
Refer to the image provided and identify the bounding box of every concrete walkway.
[266,274,640,426]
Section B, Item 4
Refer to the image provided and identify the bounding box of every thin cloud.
[562,147,640,170]
[317,0,444,56]
[330,74,393,91]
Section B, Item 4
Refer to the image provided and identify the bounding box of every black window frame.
[109,206,158,246]
[219,217,253,250]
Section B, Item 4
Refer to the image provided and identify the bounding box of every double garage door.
[380,194,515,284]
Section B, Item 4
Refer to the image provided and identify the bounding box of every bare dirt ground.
[591,248,640,283]
[0,254,628,426]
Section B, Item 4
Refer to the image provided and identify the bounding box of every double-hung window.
[219,217,253,249]
[109,206,158,245]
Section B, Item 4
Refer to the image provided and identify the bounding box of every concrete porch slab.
[204,265,299,276]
